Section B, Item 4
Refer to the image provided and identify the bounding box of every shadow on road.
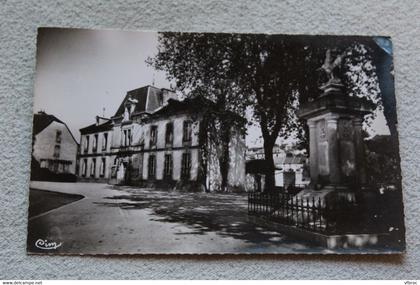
[94,188,313,249]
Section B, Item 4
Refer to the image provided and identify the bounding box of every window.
[53,145,60,158]
[150,125,158,147]
[165,122,173,146]
[148,155,156,179]
[82,159,87,177]
[55,130,62,143]
[183,121,192,142]
[84,135,89,153]
[122,129,132,146]
[102,133,108,151]
[90,158,96,177]
[181,152,191,180]
[163,154,173,179]
[100,158,106,177]
[93,134,98,152]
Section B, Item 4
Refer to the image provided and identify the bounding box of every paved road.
[27,181,316,254]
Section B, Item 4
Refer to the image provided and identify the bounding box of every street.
[27,181,316,254]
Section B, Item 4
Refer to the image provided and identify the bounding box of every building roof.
[32,111,78,144]
[152,97,210,116]
[114,85,174,117]
[80,120,113,135]
[282,154,306,165]
[247,145,285,153]
[33,111,65,136]
[151,96,246,124]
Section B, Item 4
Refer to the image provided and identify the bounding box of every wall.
[107,112,202,184]
[33,121,78,174]
[79,130,112,179]
[1,0,419,279]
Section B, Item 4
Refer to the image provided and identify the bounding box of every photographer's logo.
[35,239,62,250]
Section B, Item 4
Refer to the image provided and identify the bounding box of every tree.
[148,33,248,191]
[149,33,388,192]
[232,35,307,191]
[150,33,307,191]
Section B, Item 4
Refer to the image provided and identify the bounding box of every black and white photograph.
[27,28,405,254]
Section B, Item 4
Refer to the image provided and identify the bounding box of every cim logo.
[35,239,62,250]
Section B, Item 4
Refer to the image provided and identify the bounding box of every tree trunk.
[198,118,209,192]
[263,139,276,192]
[219,121,230,192]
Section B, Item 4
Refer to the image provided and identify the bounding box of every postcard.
[27,28,405,254]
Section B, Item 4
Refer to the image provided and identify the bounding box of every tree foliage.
[149,32,386,192]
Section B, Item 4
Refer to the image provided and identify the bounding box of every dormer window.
[123,107,130,121]
[123,96,138,121]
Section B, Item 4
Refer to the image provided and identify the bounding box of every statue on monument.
[319,49,345,92]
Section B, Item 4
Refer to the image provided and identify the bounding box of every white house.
[32,111,78,175]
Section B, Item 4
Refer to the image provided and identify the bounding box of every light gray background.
[0,0,419,279]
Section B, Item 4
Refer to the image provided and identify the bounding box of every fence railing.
[248,191,371,235]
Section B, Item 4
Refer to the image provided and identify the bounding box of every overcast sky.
[33,28,389,147]
[34,28,171,141]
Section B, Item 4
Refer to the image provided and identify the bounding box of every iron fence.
[248,191,377,234]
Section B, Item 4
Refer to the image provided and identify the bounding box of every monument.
[296,49,375,204]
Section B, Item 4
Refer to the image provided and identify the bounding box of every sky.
[33,28,390,146]
[34,28,171,141]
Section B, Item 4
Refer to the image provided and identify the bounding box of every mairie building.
[77,85,246,192]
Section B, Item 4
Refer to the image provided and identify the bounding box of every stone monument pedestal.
[296,81,374,206]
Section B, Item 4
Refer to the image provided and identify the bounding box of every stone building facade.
[78,85,246,192]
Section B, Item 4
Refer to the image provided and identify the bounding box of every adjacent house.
[78,85,246,192]
[245,146,309,190]
[246,144,286,164]
[31,111,78,180]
